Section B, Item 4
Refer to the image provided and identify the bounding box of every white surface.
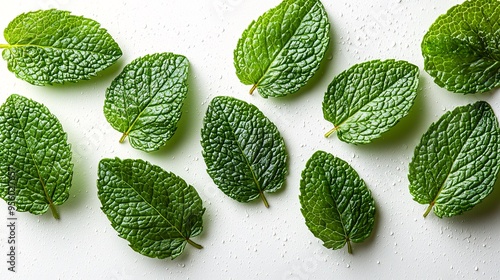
[0,0,499,279]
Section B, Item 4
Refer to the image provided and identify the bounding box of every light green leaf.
[234,0,330,98]
[0,94,73,219]
[97,158,205,259]
[0,9,122,86]
[421,0,500,94]
[409,101,500,218]
[201,96,287,207]
[103,53,189,152]
[300,151,375,254]
[323,59,419,144]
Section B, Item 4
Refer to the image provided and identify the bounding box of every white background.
[0,0,499,279]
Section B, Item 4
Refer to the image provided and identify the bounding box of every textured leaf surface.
[323,59,419,144]
[1,9,122,85]
[300,151,375,253]
[97,158,205,259]
[104,53,189,152]
[0,94,73,219]
[408,101,500,218]
[201,96,287,207]
[234,0,330,98]
[421,0,500,94]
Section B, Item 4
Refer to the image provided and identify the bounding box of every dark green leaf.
[234,0,330,98]
[421,0,500,94]
[0,94,73,219]
[201,96,287,207]
[103,53,189,152]
[1,9,122,85]
[300,151,375,254]
[97,158,205,259]
[323,59,419,144]
[409,101,500,218]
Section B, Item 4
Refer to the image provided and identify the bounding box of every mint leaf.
[0,94,73,219]
[201,96,287,207]
[300,151,375,254]
[323,59,419,144]
[234,0,330,98]
[0,9,122,85]
[409,101,500,218]
[97,158,205,259]
[421,0,500,94]
[103,53,189,152]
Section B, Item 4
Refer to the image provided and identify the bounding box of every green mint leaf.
[421,0,500,94]
[0,94,73,219]
[409,101,500,218]
[97,158,205,259]
[201,96,287,207]
[234,0,330,98]
[103,53,189,152]
[300,151,375,254]
[323,59,419,144]
[0,9,122,86]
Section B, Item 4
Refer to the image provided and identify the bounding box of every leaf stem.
[0,44,10,49]
[186,238,203,249]
[49,203,60,220]
[325,127,338,138]
[119,132,128,143]
[260,192,270,208]
[347,239,353,254]
[249,84,257,95]
[423,203,434,218]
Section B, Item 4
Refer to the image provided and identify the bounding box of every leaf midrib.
[335,69,415,130]
[428,108,486,211]
[118,168,190,242]
[253,1,319,89]
[322,166,350,244]
[216,102,266,200]
[11,102,56,209]
[121,58,184,140]
[0,43,119,57]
